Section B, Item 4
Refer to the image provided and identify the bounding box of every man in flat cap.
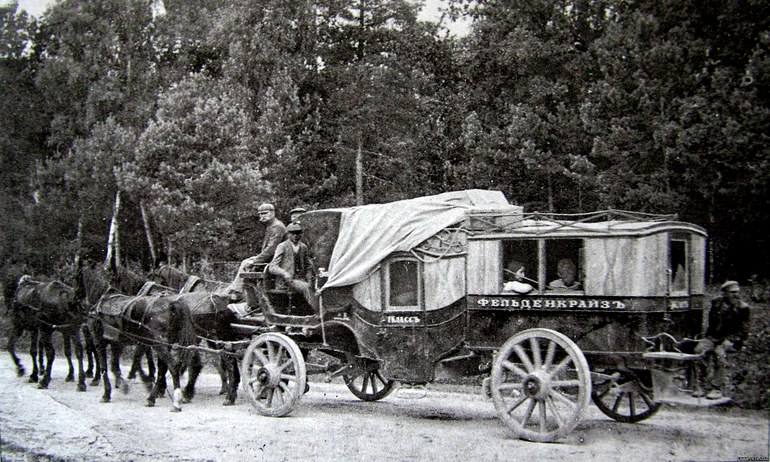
[226,203,287,301]
[289,207,307,223]
[268,221,317,311]
[693,280,750,400]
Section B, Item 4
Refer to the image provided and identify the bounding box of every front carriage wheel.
[343,358,395,402]
[241,333,307,417]
[490,328,591,442]
[591,369,661,423]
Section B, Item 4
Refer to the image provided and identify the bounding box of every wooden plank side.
[584,235,666,296]
[690,234,707,295]
[467,240,502,294]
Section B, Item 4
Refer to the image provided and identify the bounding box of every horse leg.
[182,351,203,403]
[111,343,128,393]
[99,341,112,403]
[7,323,25,377]
[147,357,168,407]
[28,328,39,383]
[63,332,75,382]
[212,348,228,395]
[37,329,55,389]
[145,347,156,383]
[82,326,96,378]
[37,333,45,374]
[72,327,87,392]
[168,357,185,412]
[222,354,238,406]
[127,345,142,380]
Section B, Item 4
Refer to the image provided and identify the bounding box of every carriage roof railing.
[462,208,706,237]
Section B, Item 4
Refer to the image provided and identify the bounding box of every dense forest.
[1,0,768,282]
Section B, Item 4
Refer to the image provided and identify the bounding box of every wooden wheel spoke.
[278,381,291,394]
[369,374,380,394]
[543,340,557,370]
[628,393,636,416]
[538,400,548,433]
[279,373,297,383]
[498,383,524,392]
[521,399,537,427]
[265,388,275,407]
[548,355,573,378]
[513,344,535,372]
[547,396,564,428]
[551,379,582,389]
[530,337,542,369]
[361,374,370,393]
[253,348,269,366]
[278,359,294,372]
[611,393,623,413]
[506,394,529,414]
[640,390,655,408]
[550,389,578,409]
[502,360,528,379]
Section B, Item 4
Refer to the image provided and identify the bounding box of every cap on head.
[287,222,303,233]
[257,203,275,213]
[290,207,307,215]
[720,280,740,292]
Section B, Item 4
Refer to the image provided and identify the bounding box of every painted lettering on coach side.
[474,297,627,310]
[385,315,421,324]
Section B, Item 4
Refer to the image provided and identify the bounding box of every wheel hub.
[256,365,282,388]
[523,373,550,399]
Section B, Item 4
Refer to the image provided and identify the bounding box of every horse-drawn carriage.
[231,190,710,442]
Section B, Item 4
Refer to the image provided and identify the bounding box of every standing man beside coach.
[226,203,286,302]
[693,280,750,400]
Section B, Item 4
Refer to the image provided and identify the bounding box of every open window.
[386,257,421,310]
[500,239,584,294]
[669,236,689,295]
[545,239,584,293]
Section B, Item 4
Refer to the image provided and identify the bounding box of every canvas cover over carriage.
[237,189,709,441]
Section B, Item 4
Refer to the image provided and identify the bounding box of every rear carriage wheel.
[343,358,395,401]
[241,333,307,417]
[490,328,591,442]
[591,369,661,423]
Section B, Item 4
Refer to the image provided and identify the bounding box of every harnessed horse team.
[5,261,242,411]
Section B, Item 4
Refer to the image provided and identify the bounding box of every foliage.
[731,305,770,410]
[1,0,769,285]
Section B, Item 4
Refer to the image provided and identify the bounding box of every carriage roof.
[301,191,706,292]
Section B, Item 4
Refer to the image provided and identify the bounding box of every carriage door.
[377,257,431,382]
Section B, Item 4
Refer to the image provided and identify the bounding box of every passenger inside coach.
[548,258,582,291]
[503,260,535,294]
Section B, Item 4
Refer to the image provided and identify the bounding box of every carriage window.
[387,259,420,309]
[502,240,539,294]
[545,239,584,292]
[670,239,689,294]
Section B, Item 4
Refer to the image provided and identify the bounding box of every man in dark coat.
[268,222,317,311]
[693,280,750,400]
[227,203,287,301]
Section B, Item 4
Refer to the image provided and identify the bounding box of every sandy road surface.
[0,356,768,462]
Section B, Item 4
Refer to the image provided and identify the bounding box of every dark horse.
[14,275,88,391]
[166,290,241,405]
[4,266,44,382]
[151,264,241,402]
[88,289,199,409]
[78,263,175,392]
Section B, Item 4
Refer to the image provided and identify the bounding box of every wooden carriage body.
[247,192,707,384]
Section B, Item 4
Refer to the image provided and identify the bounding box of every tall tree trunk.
[74,218,83,267]
[140,200,157,266]
[105,190,121,268]
[356,134,364,206]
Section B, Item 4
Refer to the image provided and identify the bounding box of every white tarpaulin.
[321,190,512,290]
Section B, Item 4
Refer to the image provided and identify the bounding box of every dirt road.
[0,356,767,462]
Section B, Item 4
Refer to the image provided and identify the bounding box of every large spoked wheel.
[343,358,395,402]
[241,333,307,417]
[592,369,661,423]
[490,328,591,442]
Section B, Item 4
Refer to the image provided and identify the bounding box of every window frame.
[384,256,423,312]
